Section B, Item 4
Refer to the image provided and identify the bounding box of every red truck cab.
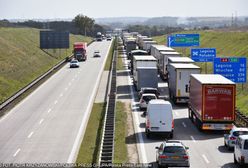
[188,74,236,131]
[73,42,87,61]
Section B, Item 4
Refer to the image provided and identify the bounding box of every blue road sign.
[214,57,247,83]
[191,48,216,62]
[167,34,200,47]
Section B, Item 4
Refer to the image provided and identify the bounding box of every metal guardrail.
[99,50,117,168]
[0,40,94,112]
[235,110,248,127]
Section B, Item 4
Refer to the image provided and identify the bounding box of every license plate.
[171,156,180,159]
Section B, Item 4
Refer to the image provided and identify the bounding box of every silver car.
[224,127,248,150]
[139,93,157,110]
[155,140,190,168]
[93,50,101,57]
[70,60,79,68]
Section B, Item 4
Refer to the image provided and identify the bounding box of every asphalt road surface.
[122,54,238,168]
[0,40,112,163]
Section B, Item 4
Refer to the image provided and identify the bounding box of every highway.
[121,55,238,168]
[0,40,112,163]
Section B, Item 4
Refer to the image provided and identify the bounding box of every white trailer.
[136,35,147,47]
[167,63,200,104]
[133,55,157,79]
[158,52,181,80]
[139,37,153,49]
[150,45,175,60]
[168,57,195,64]
[142,41,157,53]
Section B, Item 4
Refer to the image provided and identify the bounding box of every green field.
[153,30,248,115]
[0,27,92,103]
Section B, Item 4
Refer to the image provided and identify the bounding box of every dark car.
[138,87,160,99]
[155,140,190,168]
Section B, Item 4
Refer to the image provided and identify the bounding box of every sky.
[0,0,248,19]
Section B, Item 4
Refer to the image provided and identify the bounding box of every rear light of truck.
[241,156,245,163]
[172,120,174,129]
[159,155,168,159]
[230,136,236,140]
[146,119,150,128]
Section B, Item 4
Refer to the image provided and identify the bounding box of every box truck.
[133,55,157,78]
[142,41,157,53]
[167,63,200,104]
[158,52,181,80]
[146,99,174,138]
[139,37,153,49]
[188,74,236,131]
[150,45,175,60]
[168,57,195,64]
[125,38,137,54]
[135,67,158,91]
[73,42,87,61]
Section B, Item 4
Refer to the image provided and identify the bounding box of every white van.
[234,135,248,166]
[145,99,174,138]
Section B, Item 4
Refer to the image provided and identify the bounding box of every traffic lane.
[0,40,112,162]
[130,81,237,168]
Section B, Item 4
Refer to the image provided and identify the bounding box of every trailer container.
[168,57,195,64]
[133,55,157,78]
[143,41,157,53]
[150,45,175,60]
[168,63,200,103]
[158,52,181,80]
[188,74,236,131]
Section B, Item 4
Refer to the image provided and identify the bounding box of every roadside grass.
[114,101,128,163]
[153,30,248,115]
[0,27,92,103]
[104,38,116,71]
[76,103,106,164]
[117,52,125,71]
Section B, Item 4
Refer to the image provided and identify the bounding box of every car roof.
[232,127,248,132]
[238,135,248,140]
[141,87,158,91]
[163,141,184,147]
[141,93,156,97]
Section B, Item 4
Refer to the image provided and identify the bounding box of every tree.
[73,14,95,36]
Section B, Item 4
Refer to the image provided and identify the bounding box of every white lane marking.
[182,122,187,128]
[60,93,63,97]
[54,100,58,104]
[47,108,52,113]
[39,119,44,125]
[67,41,112,163]
[190,135,196,143]
[13,148,20,157]
[125,57,148,163]
[174,111,179,116]
[28,132,34,138]
[202,154,210,164]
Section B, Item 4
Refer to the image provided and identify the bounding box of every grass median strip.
[114,101,128,163]
[104,38,116,71]
[76,103,106,164]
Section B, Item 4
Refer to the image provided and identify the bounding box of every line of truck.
[122,31,236,131]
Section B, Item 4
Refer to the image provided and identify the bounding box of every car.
[138,87,160,99]
[93,50,101,57]
[234,135,248,166]
[224,127,248,150]
[155,140,190,168]
[70,59,79,68]
[139,93,157,110]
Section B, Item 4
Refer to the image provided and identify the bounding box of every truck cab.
[73,42,87,61]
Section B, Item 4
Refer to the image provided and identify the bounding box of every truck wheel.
[234,154,237,164]
[169,132,173,139]
[224,140,227,147]
[145,129,150,138]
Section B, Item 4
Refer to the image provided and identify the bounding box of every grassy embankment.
[0,27,92,103]
[153,30,248,115]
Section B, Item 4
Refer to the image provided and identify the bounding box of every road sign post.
[213,57,247,83]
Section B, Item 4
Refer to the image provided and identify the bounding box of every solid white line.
[28,132,34,138]
[13,148,20,157]
[202,154,210,164]
[67,40,112,163]
[39,119,44,125]
[182,122,187,128]
[125,58,148,163]
[47,108,52,113]
[54,100,58,104]
[190,135,196,143]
